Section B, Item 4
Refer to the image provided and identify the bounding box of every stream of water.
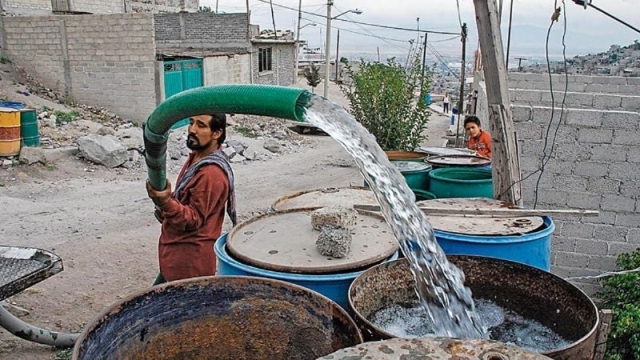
[303,96,486,339]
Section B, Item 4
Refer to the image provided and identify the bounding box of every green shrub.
[599,248,640,360]
[340,52,430,152]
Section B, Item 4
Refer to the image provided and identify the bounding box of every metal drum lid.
[317,337,552,359]
[226,208,398,274]
[417,198,545,236]
[392,161,431,172]
[417,146,476,157]
[427,154,491,167]
[271,186,377,211]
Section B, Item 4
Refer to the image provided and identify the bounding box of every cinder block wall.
[251,43,295,86]
[127,0,198,13]
[71,0,124,14]
[508,72,640,94]
[203,54,251,85]
[1,0,51,15]
[513,104,640,293]
[154,13,251,53]
[2,14,158,123]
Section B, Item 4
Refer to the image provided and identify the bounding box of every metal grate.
[0,258,47,289]
[0,247,62,300]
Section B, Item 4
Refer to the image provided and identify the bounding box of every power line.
[255,0,459,35]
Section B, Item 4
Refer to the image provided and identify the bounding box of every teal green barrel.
[428,167,493,198]
[20,109,39,147]
[413,189,437,201]
[393,161,432,191]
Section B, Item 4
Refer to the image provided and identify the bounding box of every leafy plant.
[598,248,640,360]
[54,348,72,360]
[340,52,430,152]
[198,5,213,12]
[303,63,321,93]
[235,126,256,138]
[53,110,81,125]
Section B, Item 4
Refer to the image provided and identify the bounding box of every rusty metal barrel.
[317,337,552,359]
[73,276,363,360]
[348,257,599,360]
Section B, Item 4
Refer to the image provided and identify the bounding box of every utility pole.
[420,33,428,95]
[473,0,522,205]
[377,47,380,62]
[334,29,340,81]
[216,0,219,13]
[515,57,527,72]
[323,0,333,98]
[455,23,468,147]
[295,0,303,82]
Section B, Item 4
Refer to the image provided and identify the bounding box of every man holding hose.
[146,113,237,285]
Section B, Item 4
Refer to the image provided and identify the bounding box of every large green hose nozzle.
[143,85,312,190]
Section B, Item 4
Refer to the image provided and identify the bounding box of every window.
[258,48,272,72]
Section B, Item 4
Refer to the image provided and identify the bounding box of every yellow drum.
[0,107,21,156]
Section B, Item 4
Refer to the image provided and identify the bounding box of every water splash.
[303,95,486,339]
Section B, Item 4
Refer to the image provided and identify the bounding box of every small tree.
[303,63,321,93]
[340,52,430,152]
[199,6,213,12]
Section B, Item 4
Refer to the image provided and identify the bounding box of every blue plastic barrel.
[434,216,555,271]
[425,93,432,105]
[215,234,399,310]
[0,101,25,109]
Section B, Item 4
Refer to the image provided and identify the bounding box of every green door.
[163,59,203,129]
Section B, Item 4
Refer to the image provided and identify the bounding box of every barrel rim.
[428,167,493,183]
[270,185,372,211]
[72,275,364,360]
[434,216,555,243]
[347,256,600,356]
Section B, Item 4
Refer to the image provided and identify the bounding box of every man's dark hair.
[208,113,227,145]
[464,115,481,127]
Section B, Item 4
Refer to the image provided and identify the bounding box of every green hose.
[144,85,312,190]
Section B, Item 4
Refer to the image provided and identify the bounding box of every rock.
[223,146,237,159]
[311,206,358,231]
[38,111,48,119]
[40,117,56,128]
[2,159,12,168]
[263,138,282,153]
[226,139,247,154]
[252,124,261,132]
[43,147,78,163]
[316,226,352,258]
[273,130,288,140]
[48,114,57,124]
[243,148,257,161]
[230,154,246,163]
[97,126,116,136]
[115,127,144,150]
[19,147,46,165]
[77,134,128,168]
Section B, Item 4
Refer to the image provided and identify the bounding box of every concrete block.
[562,222,595,239]
[519,155,540,172]
[551,143,592,162]
[574,162,609,177]
[627,228,640,244]
[587,177,621,195]
[601,195,636,212]
[555,251,591,268]
[511,105,532,122]
[615,213,640,227]
[552,236,576,252]
[608,242,640,257]
[566,191,601,210]
[550,126,578,143]
[565,109,602,127]
[535,189,568,207]
[594,94,622,110]
[543,159,575,175]
[316,226,352,258]
[621,96,640,112]
[594,225,628,243]
[567,83,587,92]
[620,182,640,198]
[566,92,595,107]
[613,129,640,146]
[575,238,609,256]
[609,162,640,181]
[627,147,640,162]
[574,75,594,84]
[515,122,543,140]
[604,77,628,85]
[590,145,627,162]
[586,256,617,271]
[531,106,566,125]
[577,128,612,144]
[515,90,543,104]
[552,175,588,192]
[627,78,640,86]
[603,111,639,130]
[618,85,638,95]
[311,206,357,231]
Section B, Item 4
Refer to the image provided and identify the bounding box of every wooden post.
[473,0,522,206]
[594,309,613,360]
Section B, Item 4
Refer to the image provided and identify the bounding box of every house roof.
[251,39,296,45]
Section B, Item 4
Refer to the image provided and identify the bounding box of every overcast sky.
[201,0,639,64]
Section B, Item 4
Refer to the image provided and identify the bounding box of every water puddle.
[303,96,486,338]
